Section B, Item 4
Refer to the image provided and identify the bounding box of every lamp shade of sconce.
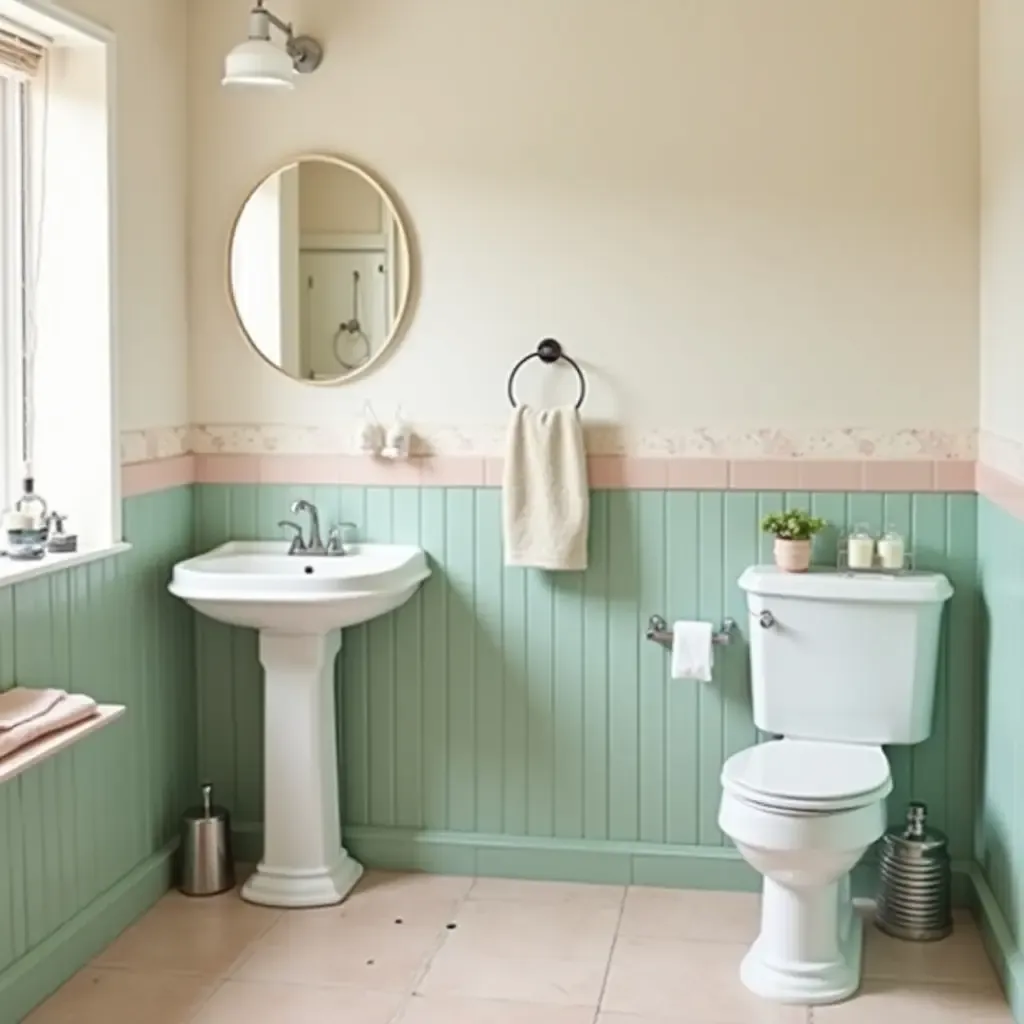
[223,38,294,88]
[222,2,323,89]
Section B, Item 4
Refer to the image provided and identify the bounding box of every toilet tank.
[739,567,953,745]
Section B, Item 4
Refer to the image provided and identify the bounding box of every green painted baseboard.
[0,841,176,1024]
[231,823,974,904]
[969,864,1024,1023]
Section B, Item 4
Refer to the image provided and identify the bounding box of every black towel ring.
[506,338,587,410]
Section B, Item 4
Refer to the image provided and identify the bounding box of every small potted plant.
[760,509,826,573]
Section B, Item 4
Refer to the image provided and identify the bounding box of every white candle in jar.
[2,510,33,532]
[847,529,875,569]
[877,529,905,570]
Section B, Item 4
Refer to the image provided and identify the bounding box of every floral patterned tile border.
[178,423,977,461]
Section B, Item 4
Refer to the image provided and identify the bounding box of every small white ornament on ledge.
[380,406,411,460]
[356,401,384,455]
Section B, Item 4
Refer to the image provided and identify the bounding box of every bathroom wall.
[194,482,978,887]
[976,499,1024,1020]
[51,0,190,439]
[187,0,979,446]
[976,3,1024,1016]
[183,0,983,893]
[980,0,1024,457]
[0,486,196,1022]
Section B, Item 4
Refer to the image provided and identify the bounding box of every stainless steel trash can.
[178,783,235,896]
[876,801,952,941]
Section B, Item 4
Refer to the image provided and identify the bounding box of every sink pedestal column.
[241,630,363,908]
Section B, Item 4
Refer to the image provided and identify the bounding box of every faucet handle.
[326,522,357,556]
[277,519,306,554]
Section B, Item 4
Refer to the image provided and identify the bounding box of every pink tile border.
[121,455,195,497]
[667,458,730,490]
[795,461,865,491]
[860,460,937,493]
[934,459,978,492]
[121,453,985,498]
[589,457,669,489]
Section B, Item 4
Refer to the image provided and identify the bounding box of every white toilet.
[718,566,953,1005]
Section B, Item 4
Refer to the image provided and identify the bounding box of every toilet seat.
[722,739,892,814]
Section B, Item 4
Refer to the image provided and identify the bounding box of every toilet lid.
[722,740,892,812]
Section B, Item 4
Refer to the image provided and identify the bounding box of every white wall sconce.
[223,0,323,89]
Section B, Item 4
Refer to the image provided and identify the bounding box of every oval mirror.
[228,155,411,383]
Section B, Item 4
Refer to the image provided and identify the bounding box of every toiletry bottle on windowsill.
[4,476,50,560]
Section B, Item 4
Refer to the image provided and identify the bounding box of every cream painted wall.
[51,0,189,433]
[189,0,978,434]
[980,0,1024,450]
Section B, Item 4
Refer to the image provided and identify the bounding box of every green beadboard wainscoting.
[194,485,979,889]
[0,487,196,1023]
[975,497,1024,1021]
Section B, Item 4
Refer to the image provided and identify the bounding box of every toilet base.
[741,905,862,1005]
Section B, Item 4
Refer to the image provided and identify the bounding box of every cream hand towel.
[0,687,67,732]
[503,405,589,570]
[671,621,714,682]
[0,693,99,759]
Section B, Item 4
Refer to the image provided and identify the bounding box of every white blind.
[0,28,43,79]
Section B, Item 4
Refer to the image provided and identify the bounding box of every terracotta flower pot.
[774,538,812,573]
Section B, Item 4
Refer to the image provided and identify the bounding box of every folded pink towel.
[0,693,98,759]
[0,687,67,732]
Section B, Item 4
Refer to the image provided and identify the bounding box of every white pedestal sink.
[169,541,430,908]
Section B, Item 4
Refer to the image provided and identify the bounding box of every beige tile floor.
[27,871,1012,1023]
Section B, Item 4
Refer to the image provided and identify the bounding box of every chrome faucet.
[290,499,326,554]
[279,501,357,556]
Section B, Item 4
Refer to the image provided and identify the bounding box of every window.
[0,35,35,515]
[0,8,121,582]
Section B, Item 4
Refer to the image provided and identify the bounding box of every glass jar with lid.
[846,523,875,570]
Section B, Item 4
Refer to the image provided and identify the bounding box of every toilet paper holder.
[645,615,736,648]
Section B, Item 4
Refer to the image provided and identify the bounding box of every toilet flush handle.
[758,611,775,629]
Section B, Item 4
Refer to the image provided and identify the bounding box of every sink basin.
[168,540,430,910]
[170,541,430,632]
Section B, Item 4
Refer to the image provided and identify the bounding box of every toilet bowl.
[718,739,892,1005]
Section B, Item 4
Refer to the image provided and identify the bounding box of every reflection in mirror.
[229,156,411,383]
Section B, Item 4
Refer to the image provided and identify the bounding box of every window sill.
[0,542,132,589]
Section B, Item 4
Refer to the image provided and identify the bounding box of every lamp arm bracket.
[252,3,294,40]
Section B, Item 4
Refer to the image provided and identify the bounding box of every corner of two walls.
[971,437,1024,1021]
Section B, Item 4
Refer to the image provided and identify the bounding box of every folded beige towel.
[0,687,67,732]
[503,405,589,571]
[0,693,99,759]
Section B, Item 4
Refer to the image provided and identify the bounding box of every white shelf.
[0,704,126,785]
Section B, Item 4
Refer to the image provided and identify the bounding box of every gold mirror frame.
[226,153,413,386]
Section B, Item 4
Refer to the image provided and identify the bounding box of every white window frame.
[0,0,127,588]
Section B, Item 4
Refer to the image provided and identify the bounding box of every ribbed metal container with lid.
[876,801,952,941]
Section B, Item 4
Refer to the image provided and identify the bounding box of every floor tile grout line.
[389,878,476,1021]
[186,975,230,1023]
[590,881,630,1021]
